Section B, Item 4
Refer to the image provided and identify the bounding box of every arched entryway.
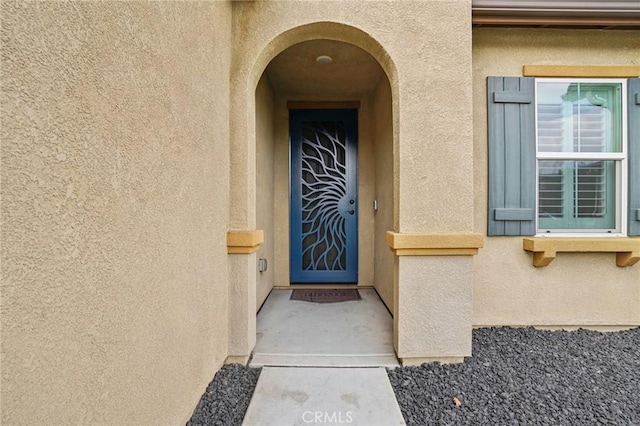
[226,22,399,363]
[255,37,396,305]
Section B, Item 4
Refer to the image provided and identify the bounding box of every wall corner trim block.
[386,232,484,256]
[227,230,264,254]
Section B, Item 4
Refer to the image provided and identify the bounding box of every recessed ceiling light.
[315,55,333,64]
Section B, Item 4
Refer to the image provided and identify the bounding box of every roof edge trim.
[472,0,640,27]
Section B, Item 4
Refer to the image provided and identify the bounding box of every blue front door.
[290,109,358,283]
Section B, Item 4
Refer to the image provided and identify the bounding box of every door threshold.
[276,284,373,290]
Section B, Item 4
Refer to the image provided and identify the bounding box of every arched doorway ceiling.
[247,22,398,97]
[265,39,385,97]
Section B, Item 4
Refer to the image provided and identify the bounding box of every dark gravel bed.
[187,364,261,426]
[388,327,640,426]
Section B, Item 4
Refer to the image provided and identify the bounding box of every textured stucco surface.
[472,28,640,327]
[1,2,232,424]
[255,75,276,309]
[230,0,473,234]
[373,78,395,312]
[228,254,257,357]
[357,98,377,287]
[227,0,473,361]
[272,97,291,286]
[396,256,473,359]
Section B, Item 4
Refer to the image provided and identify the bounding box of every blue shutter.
[487,77,536,236]
[628,78,640,236]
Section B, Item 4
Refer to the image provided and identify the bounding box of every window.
[536,79,625,234]
[487,76,640,237]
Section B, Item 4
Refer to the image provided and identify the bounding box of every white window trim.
[534,78,628,237]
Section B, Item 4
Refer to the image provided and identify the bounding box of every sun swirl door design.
[290,109,358,283]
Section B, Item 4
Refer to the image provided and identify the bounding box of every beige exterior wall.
[1,2,232,424]
[255,75,276,309]
[396,256,473,363]
[11,2,637,422]
[373,79,396,312]
[228,0,474,361]
[230,1,473,257]
[273,97,291,286]
[357,97,377,287]
[472,28,640,327]
[229,0,473,233]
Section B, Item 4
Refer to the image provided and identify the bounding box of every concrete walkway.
[243,288,405,425]
[250,288,398,367]
[242,367,405,426]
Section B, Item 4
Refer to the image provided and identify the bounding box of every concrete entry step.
[242,367,406,426]
[251,288,399,368]
[250,353,400,368]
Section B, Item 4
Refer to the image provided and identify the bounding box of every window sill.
[522,237,640,267]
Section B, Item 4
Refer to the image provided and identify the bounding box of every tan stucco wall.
[230,0,473,267]
[472,28,640,327]
[272,97,291,286]
[255,75,276,309]
[394,3,473,233]
[373,78,395,312]
[229,0,473,359]
[1,2,232,424]
[357,98,376,286]
[230,0,473,234]
[396,256,473,363]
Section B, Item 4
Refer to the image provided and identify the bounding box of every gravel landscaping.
[186,327,639,425]
[388,327,640,425]
[187,364,261,426]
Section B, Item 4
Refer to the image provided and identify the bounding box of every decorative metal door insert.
[290,109,358,283]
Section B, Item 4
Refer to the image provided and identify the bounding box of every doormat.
[290,289,361,303]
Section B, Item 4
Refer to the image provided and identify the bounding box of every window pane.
[537,82,622,153]
[538,160,616,231]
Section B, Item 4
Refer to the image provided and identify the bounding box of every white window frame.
[534,78,628,237]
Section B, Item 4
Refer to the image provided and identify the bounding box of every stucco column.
[388,232,483,365]
[227,231,263,363]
